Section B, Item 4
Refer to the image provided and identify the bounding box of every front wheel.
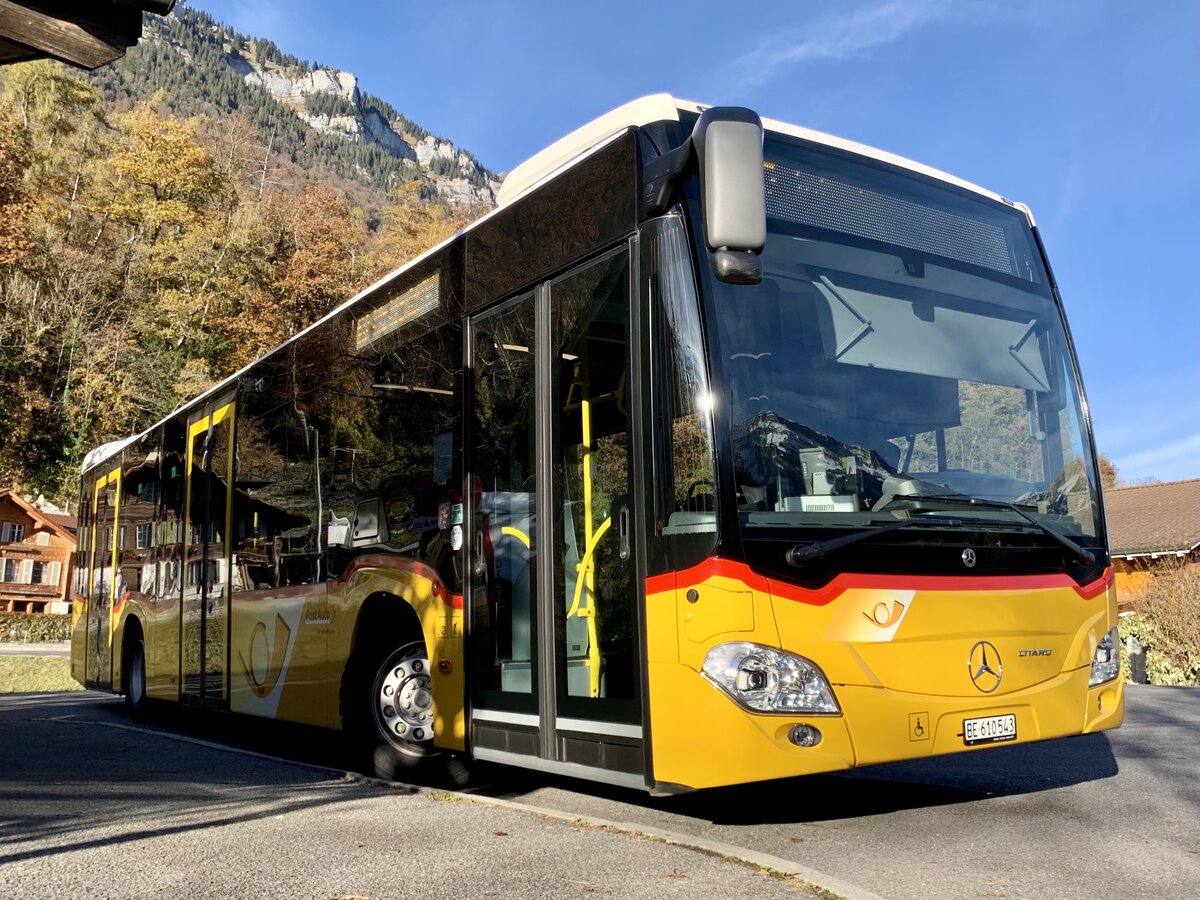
[342,638,437,780]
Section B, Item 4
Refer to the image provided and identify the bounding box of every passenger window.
[649,216,717,542]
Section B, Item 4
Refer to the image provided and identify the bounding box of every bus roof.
[498,94,1033,222]
[82,437,138,474]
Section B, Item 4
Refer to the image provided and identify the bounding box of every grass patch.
[0,655,85,693]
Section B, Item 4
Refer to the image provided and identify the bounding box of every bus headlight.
[1089,626,1120,686]
[701,642,840,714]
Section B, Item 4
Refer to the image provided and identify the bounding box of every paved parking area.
[0,693,839,900]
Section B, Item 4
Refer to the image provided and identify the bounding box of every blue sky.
[195,0,1198,484]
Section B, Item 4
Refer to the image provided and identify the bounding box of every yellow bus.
[70,95,1122,792]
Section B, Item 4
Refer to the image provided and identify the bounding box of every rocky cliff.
[134,6,500,206]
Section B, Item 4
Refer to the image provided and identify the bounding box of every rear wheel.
[342,636,436,780]
[124,632,148,717]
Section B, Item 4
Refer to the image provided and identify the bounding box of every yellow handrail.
[567,515,609,698]
[567,515,611,620]
[500,525,530,549]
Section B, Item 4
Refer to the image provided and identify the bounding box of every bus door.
[181,398,235,708]
[468,245,645,788]
[86,465,121,689]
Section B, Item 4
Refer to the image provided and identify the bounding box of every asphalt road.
[2,686,1197,899]
[0,693,828,900]
[470,685,1200,900]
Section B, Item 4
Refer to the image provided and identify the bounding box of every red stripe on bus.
[337,554,462,608]
[646,558,1113,605]
[231,583,325,603]
[1074,567,1113,600]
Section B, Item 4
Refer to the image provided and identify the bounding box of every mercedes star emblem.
[968,640,1003,693]
[962,548,977,568]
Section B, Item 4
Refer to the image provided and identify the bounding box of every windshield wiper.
[882,494,1095,565]
[786,515,964,567]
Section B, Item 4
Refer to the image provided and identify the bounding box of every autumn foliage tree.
[269,182,366,336]
[0,61,481,504]
[364,180,477,282]
[0,110,32,265]
[1098,453,1120,491]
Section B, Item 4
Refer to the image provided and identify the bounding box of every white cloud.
[728,0,947,90]
[1116,433,1200,483]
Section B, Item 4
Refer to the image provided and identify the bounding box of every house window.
[36,531,50,546]
[188,560,221,587]
[136,523,152,549]
[30,561,46,584]
[1,559,15,581]
[1,522,25,543]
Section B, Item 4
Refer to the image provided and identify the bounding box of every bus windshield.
[707,134,1101,543]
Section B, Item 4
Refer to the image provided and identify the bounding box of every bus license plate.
[962,714,1016,746]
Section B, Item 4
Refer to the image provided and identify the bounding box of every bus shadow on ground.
[0,694,403,867]
[467,732,1119,826]
[5,693,1123,830]
[672,733,1120,825]
[157,696,1121,826]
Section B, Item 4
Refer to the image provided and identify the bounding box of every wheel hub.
[376,657,433,746]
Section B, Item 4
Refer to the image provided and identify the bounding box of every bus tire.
[341,636,437,780]
[123,630,148,718]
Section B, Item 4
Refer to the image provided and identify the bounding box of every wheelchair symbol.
[909,712,930,741]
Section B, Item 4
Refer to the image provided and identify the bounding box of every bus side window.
[232,355,321,591]
[648,215,718,558]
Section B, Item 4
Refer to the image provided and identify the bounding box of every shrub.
[0,613,72,643]
[1119,561,1200,686]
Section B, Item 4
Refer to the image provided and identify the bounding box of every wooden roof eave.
[0,0,175,71]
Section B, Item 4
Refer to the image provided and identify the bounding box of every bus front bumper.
[648,660,1123,791]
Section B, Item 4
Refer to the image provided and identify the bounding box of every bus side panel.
[69,493,91,687]
[229,584,328,727]
[148,416,187,702]
[70,594,88,686]
[146,581,180,701]
[330,563,465,750]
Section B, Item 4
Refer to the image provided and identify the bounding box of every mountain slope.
[91,4,500,206]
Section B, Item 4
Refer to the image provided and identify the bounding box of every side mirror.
[351,498,388,547]
[692,107,766,284]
